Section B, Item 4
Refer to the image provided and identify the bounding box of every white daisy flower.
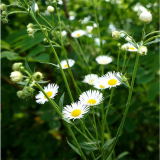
[82,74,99,85]
[58,59,75,69]
[79,90,103,106]
[86,26,93,33]
[71,30,86,38]
[95,55,113,65]
[35,83,59,104]
[102,71,122,89]
[62,101,90,120]
[123,43,138,52]
[94,77,109,90]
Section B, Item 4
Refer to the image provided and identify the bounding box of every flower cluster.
[0,3,8,24]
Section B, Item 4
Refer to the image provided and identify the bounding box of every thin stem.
[105,53,140,159]
[122,50,127,73]
[144,30,160,39]
[30,12,74,102]
[117,47,121,72]
[143,35,160,45]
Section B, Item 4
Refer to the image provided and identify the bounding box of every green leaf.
[79,142,97,151]
[136,74,154,84]
[1,51,23,60]
[102,138,115,151]
[34,54,50,62]
[27,45,45,57]
[59,93,65,112]
[25,60,33,74]
[117,151,129,159]
[31,0,36,16]
[40,111,53,122]
[147,81,159,101]
[124,117,135,132]
[1,40,10,50]
[40,62,58,67]
[66,138,81,156]
[95,154,102,160]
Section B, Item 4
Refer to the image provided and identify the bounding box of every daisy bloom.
[82,74,99,85]
[35,83,59,104]
[95,55,113,65]
[94,77,109,90]
[123,43,138,52]
[58,59,75,69]
[79,90,103,106]
[71,30,86,38]
[62,101,90,120]
[102,71,122,89]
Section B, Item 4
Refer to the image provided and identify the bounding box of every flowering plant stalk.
[2,0,159,159]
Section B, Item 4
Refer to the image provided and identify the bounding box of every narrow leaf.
[62,118,71,124]
[36,80,50,84]
[145,38,160,45]
[66,138,81,156]
[117,151,129,159]
[79,142,97,151]
[102,138,115,151]
[25,60,32,74]
[59,93,65,112]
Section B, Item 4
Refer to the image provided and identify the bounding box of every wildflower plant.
[2,0,160,160]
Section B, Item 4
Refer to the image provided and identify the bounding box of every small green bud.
[24,78,30,83]
[2,18,8,24]
[17,91,26,99]
[27,28,34,34]
[42,28,47,32]
[10,71,22,83]
[51,30,54,36]
[28,34,34,38]
[138,46,147,56]
[0,4,7,11]
[2,11,7,16]
[12,63,23,71]
[19,66,25,72]
[112,31,120,40]
[122,75,128,83]
[43,38,48,43]
[27,23,33,28]
[33,72,43,81]
[117,43,121,47]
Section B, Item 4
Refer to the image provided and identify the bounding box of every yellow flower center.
[89,80,94,84]
[129,47,135,50]
[71,109,81,117]
[101,60,107,64]
[44,91,52,99]
[99,85,105,88]
[87,99,96,105]
[108,79,117,85]
[64,64,68,68]
[77,33,81,37]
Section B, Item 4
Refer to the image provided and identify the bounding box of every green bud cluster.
[27,23,34,38]
[1,4,9,24]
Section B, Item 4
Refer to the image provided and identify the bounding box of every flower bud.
[122,75,128,83]
[51,30,54,36]
[139,11,152,23]
[0,4,7,11]
[33,72,43,81]
[27,23,33,28]
[23,86,34,96]
[112,31,120,40]
[19,66,25,72]
[12,62,23,71]
[43,38,48,43]
[93,23,97,28]
[27,28,34,34]
[121,44,127,51]
[138,46,147,56]
[117,43,121,47]
[28,34,34,38]
[10,71,22,83]
[2,18,8,24]
[125,36,132,42]
[2,11,7,16]
[47,6,54,13]
[61,30,67,37]
[35,3,39,12]
[17,91,26,99]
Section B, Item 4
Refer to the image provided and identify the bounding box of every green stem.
[144,30,160,39]
[143,35,160,45]
[105,53,140,159]
[122,50,127,73]
[92,0,103,55]
[8,11,28,15]
[117,47,121,72]
[37,12,53,28]
[30,12,74,103]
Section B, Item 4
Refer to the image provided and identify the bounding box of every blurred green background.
[1,0,159,159]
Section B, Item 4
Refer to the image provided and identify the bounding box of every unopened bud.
[27,23,33,28]
[2,18,8,24]
[12,62,23,71]
[43,38,48,43]
[138,46,147,56]
[19,66,25,71]
[0,4,7,11]
[33,72,43,81]
[139,11,152,23]
[47,6,54,13]
[28,34,34,38]
[117,43,121,47]
[10,71,22,83]
[27,28,34,34]
[17,91,26,99]
[2,11,7,16]
[112,31,120,40]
